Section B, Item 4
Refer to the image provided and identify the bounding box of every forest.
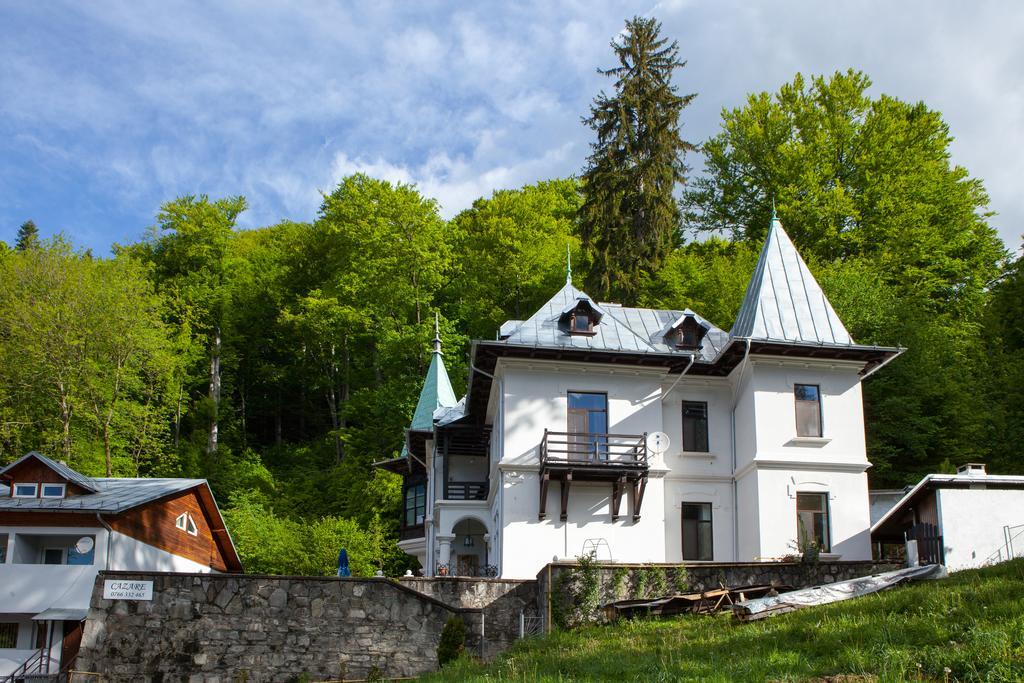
[1,19,1021,577]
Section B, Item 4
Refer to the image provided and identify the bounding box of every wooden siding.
[110,488,231,572]
[3,460,90,496]
[0,511,99,526]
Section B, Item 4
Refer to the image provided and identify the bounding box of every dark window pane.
[682,503,713,560]
[573,313,590,331]
[0,623,16,649]
[682,401,709,452]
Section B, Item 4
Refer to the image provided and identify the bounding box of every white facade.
[400,215,900,580]
[0,525,217,676]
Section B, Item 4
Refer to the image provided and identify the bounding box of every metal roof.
[496,280,729,363]
[731,214,853,345]
[1,451,99,492]
[0,476,206,513]
[871,472,1024,534]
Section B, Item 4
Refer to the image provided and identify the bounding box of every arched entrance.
[451,518,488,577]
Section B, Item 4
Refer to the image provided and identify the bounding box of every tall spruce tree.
[15,220,40,251]
[579,16,695,304]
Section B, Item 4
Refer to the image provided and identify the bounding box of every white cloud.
[0,0,1021,253]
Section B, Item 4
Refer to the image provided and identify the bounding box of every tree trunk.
[174,381,183,451]
[207,326,221,456]
[57,381,73,464]
[103,423,112,477]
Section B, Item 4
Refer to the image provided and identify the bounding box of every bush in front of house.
[437,616,467,667]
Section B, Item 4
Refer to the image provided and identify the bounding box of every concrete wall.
[938,488,1024,570]
[77,572,538,681]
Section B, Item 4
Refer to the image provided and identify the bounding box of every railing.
[1,650,53,683]
[399,523,425,541]
[445,480,489,500]
[983,523,1024,565]
[540,430,648,468]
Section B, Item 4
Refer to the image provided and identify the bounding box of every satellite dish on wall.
[75,536,95,555]
[647,432,670,455]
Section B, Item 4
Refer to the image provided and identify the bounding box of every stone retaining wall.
[77,572,535,682]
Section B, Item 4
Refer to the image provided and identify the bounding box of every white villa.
[377,213,903,580]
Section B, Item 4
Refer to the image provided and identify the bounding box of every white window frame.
[175,512,199,537]
[13,483,38,498]
[40,483,66,498]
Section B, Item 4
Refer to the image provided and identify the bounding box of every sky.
[1,0,1021,255]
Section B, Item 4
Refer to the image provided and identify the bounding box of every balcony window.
[682,503,713,560]
[13,483,37,498]
[795,384,823,437]
[682,401,709,452]
[41,483,66,498]
[567,391,608,460]
[404,482,426,527]
[0,534,7,563]
[797,492,831,552]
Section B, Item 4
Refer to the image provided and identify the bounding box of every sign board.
[103,579,153,601]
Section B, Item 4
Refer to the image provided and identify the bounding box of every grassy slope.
[426,560,1024,682]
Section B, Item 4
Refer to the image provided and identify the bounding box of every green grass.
[424,560,1024,682]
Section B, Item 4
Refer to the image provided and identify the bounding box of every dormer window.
[561,297,604,336]
[668,314,708,350]
[13,483,38,498]
[40,483,66,498]
[572,310,592,334]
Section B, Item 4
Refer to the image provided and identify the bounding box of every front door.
[456,554,479,577]
[567,391,608,461]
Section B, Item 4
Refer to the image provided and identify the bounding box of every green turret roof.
[403,314,457,455]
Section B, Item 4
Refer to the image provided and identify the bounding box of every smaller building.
[0,452,242,677]
[871,463,1024,571]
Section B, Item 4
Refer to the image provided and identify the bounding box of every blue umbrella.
[337,548,351,577]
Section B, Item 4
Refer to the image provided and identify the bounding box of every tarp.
[733,564,948,621]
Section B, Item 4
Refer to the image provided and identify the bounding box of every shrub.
[611,566,630,600]
[672,565,689,593]
[437,616,467,667]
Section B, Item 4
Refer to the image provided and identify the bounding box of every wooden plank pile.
[604,583,792,620]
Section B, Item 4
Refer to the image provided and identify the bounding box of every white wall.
[108,531,213,573]
[938,488,1024,570]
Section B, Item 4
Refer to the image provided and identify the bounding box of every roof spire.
[770,195,778,222]
[432,311,443,355]
[566,244,572,284]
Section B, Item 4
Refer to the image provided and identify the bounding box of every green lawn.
[425,560,1024,682]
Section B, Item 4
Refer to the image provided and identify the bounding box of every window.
[796,492,831,552]
[673,317,707,349]
[682,503,713,560]
[795,384,823,437]
[682,401,709,452]
[0,623,17,649]
[0,534,6,564]
[175,512,198,536]
[571,310,592,334]
[13,483,37,498]
[567,392,608,460]
[43,547,65,565]
[40,483,65,498]
[404,482,426,527]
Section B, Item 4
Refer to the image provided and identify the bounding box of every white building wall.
[938,488,1024,570]
[108,531,213,573]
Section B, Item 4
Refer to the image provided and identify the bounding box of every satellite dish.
[647,431,671,455]
[75,536,95,555]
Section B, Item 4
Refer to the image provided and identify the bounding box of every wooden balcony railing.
[444,480,489,500]
[540,430,648,468]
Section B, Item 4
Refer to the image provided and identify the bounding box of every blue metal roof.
[495,280,729,362]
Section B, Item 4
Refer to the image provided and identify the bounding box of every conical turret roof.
[731,212,853,345]
[407,314,457,439]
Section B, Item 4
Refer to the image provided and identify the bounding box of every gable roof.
[0,451,100,493]
[731,213,853,346]
[497,279,729,362]
[0,476,207,513]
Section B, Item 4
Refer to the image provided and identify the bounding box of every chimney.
[956,463,987,477]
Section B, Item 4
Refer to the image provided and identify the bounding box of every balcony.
[399,524,426,542]
[444,480,488,501]
[539,430,649,522]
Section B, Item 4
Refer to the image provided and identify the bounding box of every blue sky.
[1,1,1021,255]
